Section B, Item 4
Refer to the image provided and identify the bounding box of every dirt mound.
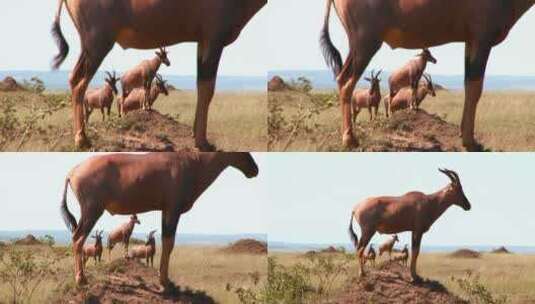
[449,249,481,259]
[320,246,343,254]
[14,234,42,245]
[0,76,24,92]
[62,259,215,304]
[223,239,267,255]
[330,261,467,304]
[359,109,468,152]
[268,76,289,92]
[491,246,512,254]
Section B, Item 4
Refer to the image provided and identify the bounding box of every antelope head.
[155,74,169,96]
[393,234,399,243]
[418,48,437,64]
[146,230,157,244]
[364,69,382,95]
[228,152,259,178]
[423,74,436,97]
[105,71,119,95]
[156,47,171,67]
[92,230,103,244]
[439,168,471,211]
[130,214,141,225]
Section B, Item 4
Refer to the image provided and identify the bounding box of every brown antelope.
[348,168,471,282]
[51,0,266,151]
[84,71,119,122]
[82,230,103,266]
[364,244,376,267]
[127,230,157,267]
[107,215,140,257]
[386,74,437,116]
[320,0,535,151]
[120,47,170,111]
[351,70,382,122]
[118,74,169,116]
[59,152,258,291]
[389,50,437,109]
[397,244,409,267]
[378,235,399,260]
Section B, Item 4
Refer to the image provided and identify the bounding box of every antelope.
[378,235,399,260]
[388,50,437,110]
[107,215,140,257]
[59,152,258,291]
[127,230,157,267]
[397,244,409,267]
[351,70,382,122]
[82,230,103,266]
[365,244,376,267]
[320,0,535,151]
[118,74,169,116]
[84,71,119,122]
[348,168,471,282]
[120,47,170,111]
[386,74,437,116]
[51,0,266,151]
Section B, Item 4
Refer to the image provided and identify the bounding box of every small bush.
[451,270,508,304]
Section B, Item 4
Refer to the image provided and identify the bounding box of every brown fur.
[127,230,157,267]
[107,215,140,257]
[118,74,169,115]
[82,230,103,266]
[351,70,382,122]
[84,71,119,122]
[378,235,399,260]
[387,74,436,116]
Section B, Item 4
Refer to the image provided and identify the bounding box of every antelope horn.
[439,168,459,184]
[105,71,112,79]
[376,69,383,78]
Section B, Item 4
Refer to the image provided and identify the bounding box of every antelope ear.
[364,77,371,82]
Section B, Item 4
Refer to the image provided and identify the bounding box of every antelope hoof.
[160,280,177,295]
[195,141,216,152]
[74,131,91,149]
[411,274,423,284]
[342,132,358,149]
[75,274,88,286]
[463,140,484,152]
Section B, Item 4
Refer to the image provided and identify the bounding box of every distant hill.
[269,70,535,91]
[0,230,266,246]
[0,70,266,92]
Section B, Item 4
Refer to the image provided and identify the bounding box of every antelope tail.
[320,0,342,77]
[51,0,69,69]
[60,177,78,233]
[348,212,358,248]
[384,96,390,118]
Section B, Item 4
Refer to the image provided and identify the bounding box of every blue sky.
[265,153,535,247]
[0,153,267,235]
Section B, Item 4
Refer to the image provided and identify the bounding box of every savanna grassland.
[268,87,535,152]
[0,89,267,152]
[0,243,266,304]
[269,250,535,304]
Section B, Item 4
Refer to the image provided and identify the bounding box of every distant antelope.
[351,70,382,122]
[107,215,140,257]
[51,0,266,150]
[378,235,399,260]
[84,71,119,122]
[320,0,535,151]
[386,74,437,116]
[365,244,376,267]
[398,245,409,267]
[82,229,103,266]
[118,74,169,116]
[60,152,258,291]
[127,230,157,267]
[348,168,471,282]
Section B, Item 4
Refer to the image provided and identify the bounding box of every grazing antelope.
[120,47,170,111]
[51,0,266,150]
[351,70,382,122]
[320,0,535,151]
[348,168,471,282]
[60,152,258,291]
[84,71,119,122]
[389,50,437,110]
[127,230,157,267]
[365,244,376,267]
[107,215,140,257]
[82,230,103,266]
[378,235,399,260]
[386,74,437,116]
[118,74,169,116]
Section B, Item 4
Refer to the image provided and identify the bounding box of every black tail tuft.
[320,26,342,78]
[60,178,77,232]
[51,17,69,70]
[348,213,358,248]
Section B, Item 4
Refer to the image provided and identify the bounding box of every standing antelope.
[60,152,258,291]
[120,47,170,111]
[107,214,140,257]
[51,0,266,150]
[127,230,157,267]
[320,0,535,151]
[118,74,169,116]
[386,74,437,116]
[378,235,399,260]
[348,168,471,282]
[365,244,376,267]
[351,70,382,122]
[82,229,103,266]
[399,244,409,267]
[389,50,437,110]
[84,71,119,122]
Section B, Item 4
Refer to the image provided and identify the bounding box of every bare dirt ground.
[329,261,467,304]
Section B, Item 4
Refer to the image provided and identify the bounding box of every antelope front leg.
[410,232,423,283]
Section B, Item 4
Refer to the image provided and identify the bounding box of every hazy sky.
[267,0,535,76]
[0,153,267,235]
[0,1,268,76]
[266,153,535,247]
